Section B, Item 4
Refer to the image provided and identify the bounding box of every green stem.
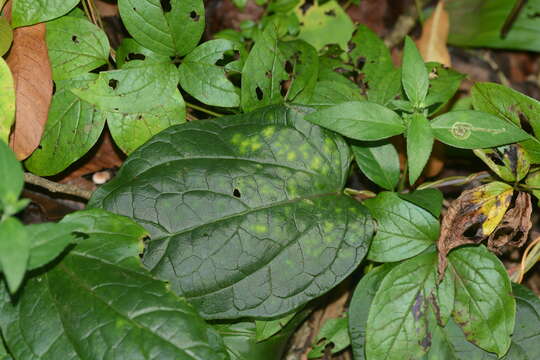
[185,102,225,117]
[344,188,376,198]
[416,171,491,190]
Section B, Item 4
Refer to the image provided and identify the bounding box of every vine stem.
[185,102,224,117]
[24,173,93,201]
[416,171,491,190]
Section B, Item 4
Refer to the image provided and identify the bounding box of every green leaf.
[304,101,405,141]
[365,252,439,359]
[431,110,530,149]
[295,0,354,52]
[473,144,530,182]
[26,222,79,270]
[0,217,29,293]
[407,113,434,185]
[425,63,465,113]
[46,16,109,80]
[0,58,14,145]
[11,0,79,27]
[118,0,205,56]
[398,189,443,218]
[351,140,400,191]
[241,26,288,112]
[510,283,540,359]
[279,39,319,104]
[307,80,363,107]
[0,140,23,215]
[349,264,396,360]
[0,209,230,360]
[89,104,374,319]
[25,75,107,176]
[402,37,429,107]
[115,38,171,68]
[364,192,439,262]
[447,0,540,52]
[255,313,295,342]
[447,246,515,356]
[349,25,400,105]
[178,39,240,107]
[71,62,186,154]
[308,317,349,358]
[0,16,12,57]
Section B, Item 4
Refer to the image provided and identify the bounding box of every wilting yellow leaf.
[417,0,451,66]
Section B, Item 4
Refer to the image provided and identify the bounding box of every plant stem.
[397,159,408,192]
[416,171,491,190]
[185,102,224,117]
[24,173,93,200]
[344,188,376,198]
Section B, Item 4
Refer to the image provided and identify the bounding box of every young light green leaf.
[365,252,438,359]
[402,36,429,107]
[0,140,23,215]
[352,140,400,191]
[0,16,12,56]
[295,0,354,51]
[304,101,405,141]
[90,105,374,319]
[0,209,230,360]
[11,0,79,27]
[407,113,434,185]
[118,0,205,56]
[46,16,110,80]
[71,62,185,154]
[178,39,240,107]
[0,58,14,144]
[431,110,530,148]
[349,264,397,360]
[26,222,80,270]
[0,217,29,293]
[308,317,349,358]
[241,26,288,112]
[425,62,465,113]
[25,75,107,176]
[364,192,439,262]
[448,246,515,356]
[349,25,401,105]
[398,188,443,218]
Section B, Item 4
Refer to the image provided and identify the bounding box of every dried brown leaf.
[417,0,451,67]
[7,19,52,159]
[488,192,532,253]
[437,182,513,277]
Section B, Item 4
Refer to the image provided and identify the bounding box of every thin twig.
[416,171,491,190]
[24,173,93,201]
[384,0,429,48]
[185,102,225,117]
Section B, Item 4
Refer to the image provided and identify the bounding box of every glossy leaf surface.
[352,140,400,191]
[90,105,374,319]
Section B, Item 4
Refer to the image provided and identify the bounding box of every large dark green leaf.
[447,246,515,356]
[431,110,530,149]
[46,15,110,80]
[364,192,439,262]
[0,209,229,360]
[304,101,405,141]
[25,75,107,176]
[349,263,396,360]
[89,105,374,319]
[118,0,205,56]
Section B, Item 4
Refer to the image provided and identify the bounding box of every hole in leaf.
[233,189,241,198]
[285,60,294,74]
[348,40,356,51]
[300,0,313,14]
[356,56,366,70]
[108,79,119,89]
[190,11,200,21]
[37,145,42,150]
[127,53,146,61]
[160,0,172,12]
[280,80,289,97]
[518,111,533,133]
[463,222,484,239]
[324,9,336,16]
[486,151,505,166]
[255,87,263,100]
[52,82,56,95]
[71,35,79,44]
[137,115,143,120]
[265,71,272,78]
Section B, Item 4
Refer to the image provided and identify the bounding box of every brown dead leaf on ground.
[5,2,52,160]
[417,0,450,66]
[488,192,532,253]
[437,182,518,277]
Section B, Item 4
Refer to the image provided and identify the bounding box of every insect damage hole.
[108,79,119,89]
[71,35,79,44]
[127,53,146,61]
[233,189,241,198]
[160,0,172,12]
[190,11,200,21]
[255,86,264,100]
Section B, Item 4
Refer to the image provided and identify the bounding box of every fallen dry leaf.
[6,6,52,159]
[417,0,451,67]
[437,182,514,277]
